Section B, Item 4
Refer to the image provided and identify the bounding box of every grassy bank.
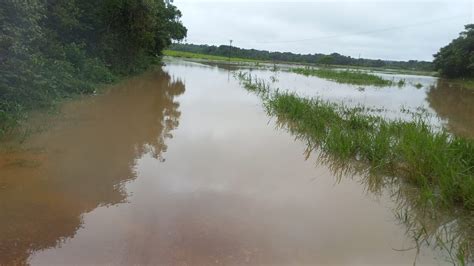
[237,72,474,211]
[268,94,474,210]
[163,50,259,63]
[291,67,394,86]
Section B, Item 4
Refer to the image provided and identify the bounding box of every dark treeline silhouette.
[434,24,474,78]
[0,0,186,134]
[169,43,433,71]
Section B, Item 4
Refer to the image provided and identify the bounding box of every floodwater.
[242,65,474,137]
[0,58,472,265]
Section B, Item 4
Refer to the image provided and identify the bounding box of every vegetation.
[237,72,474,211]
[434,24,474,78]
[238,72,474,264]
[291,67,393,86]
[170,43,434,71]
[0,0,186,136]
[163,50,257,63]
[269,94,474,211]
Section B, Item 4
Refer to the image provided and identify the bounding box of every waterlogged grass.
[268,93,474,264]
[237,71,474,264]
[292,67,394,86]
[163,50,259,63]
[237,72,474,211]
[267,94,474,209]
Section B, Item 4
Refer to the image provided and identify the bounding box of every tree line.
[173,22,474,80]
[434,24,474,79]
[169,43,434,71]
[0,0,186,134]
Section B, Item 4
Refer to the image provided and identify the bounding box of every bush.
[434,24,474,78]
[0,0,187,135]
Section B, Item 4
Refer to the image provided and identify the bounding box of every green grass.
[163,50,259,63]
[237,72,474,211]
[291,67,394,86]
[266,92,474,264]
[269,94,474,210]
[236,72,474,264]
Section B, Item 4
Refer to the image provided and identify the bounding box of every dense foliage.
[0,0,186,134]
[434,24,474,78]
[169,43,433,71]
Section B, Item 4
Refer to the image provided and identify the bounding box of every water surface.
[0,59,472,264]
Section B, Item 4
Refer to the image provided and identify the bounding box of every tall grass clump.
[237,71,474,264]
[292,67,393,86]
[268,94,474,210]
[237,72,474,211]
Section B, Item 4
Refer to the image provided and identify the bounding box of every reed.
[237,72,474,211]
[291,67,393,86]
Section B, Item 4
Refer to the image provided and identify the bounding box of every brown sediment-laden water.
[0,58,473,264]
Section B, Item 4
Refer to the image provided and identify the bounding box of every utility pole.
[229,40,233,62]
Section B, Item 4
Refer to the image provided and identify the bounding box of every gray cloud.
[175,0,472,61]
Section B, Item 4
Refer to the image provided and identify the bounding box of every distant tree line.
[169,43,433,71]
[0,0,186,133]
[434,24,474,78]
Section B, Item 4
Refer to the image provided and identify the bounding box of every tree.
[0,0,186,132]
[317,55,333,66]
[434,24,474,78]
[168,43,433,71]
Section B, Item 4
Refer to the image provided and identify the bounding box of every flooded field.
[0,58,473,264]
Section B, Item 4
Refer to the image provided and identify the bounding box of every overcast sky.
[174,0,473,61]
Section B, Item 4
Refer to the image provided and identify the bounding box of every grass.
[237,72,474,211]
[163,50,259,63]
[291,67,394,86]
[268,93,474,210]
[236,72,474,264]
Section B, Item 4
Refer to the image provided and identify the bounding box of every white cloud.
[174,0,473,61]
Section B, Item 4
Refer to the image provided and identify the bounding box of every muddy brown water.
[0,59,472,265]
